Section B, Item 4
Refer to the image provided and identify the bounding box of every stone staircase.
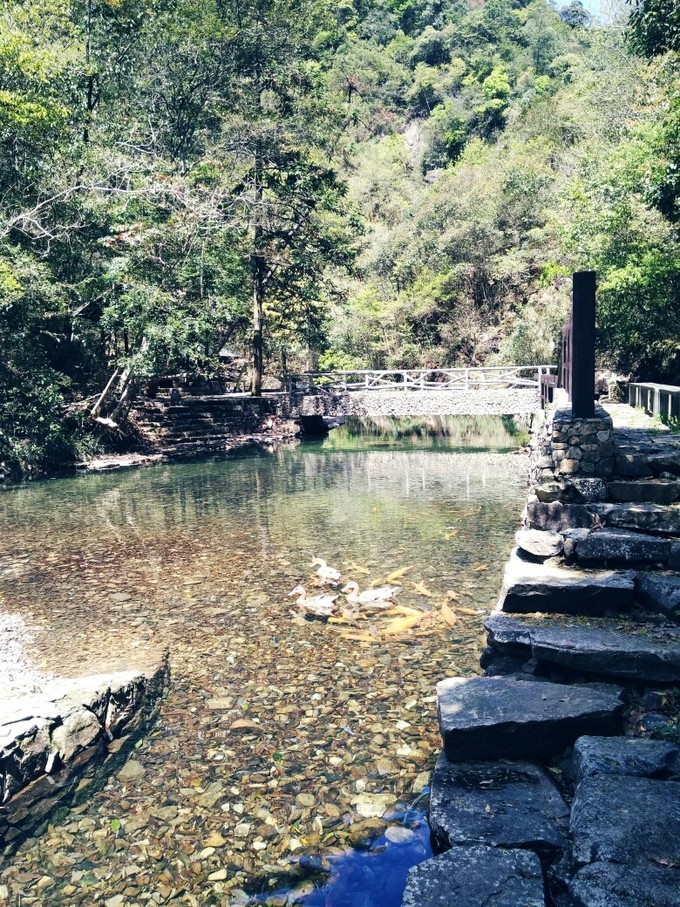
[403,403,680,907]
[130,395,285,457]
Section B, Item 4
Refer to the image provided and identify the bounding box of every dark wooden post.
[571,271,596,418]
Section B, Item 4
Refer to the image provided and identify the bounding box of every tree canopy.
[1,0,680,476]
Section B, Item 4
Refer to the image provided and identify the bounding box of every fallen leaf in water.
[412,582,434,598]
[472,564,488,573]
[444,530,459,540]
[440,602,457,626]
[446,590,461,601]
[457,606,480,616]
[384,565,415,583]
[349,563,371,575]
[383,614,423,635]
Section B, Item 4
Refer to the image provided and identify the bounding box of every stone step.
[636,572,680,621]
[527,500,680,535]
[608,478,680,505]
[429,754,568,858]
[563,528,672,566]
[570,774,680,868]
[570,862,680,907]
[498,550,635,616]
[437,675,623,762]
[402,845,545,907]
[572,735,680,785]
[484,613,680,682]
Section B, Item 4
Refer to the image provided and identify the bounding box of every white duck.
[341,581,402,608]
[311,557,342,585]
[289,585,338,619]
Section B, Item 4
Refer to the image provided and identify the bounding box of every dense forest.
[0,0,679,476]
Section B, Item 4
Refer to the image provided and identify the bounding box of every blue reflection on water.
[255,804,433,907]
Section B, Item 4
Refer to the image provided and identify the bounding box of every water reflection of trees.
[0,449,526,566]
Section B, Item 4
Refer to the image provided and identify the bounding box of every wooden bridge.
[284,365,557,419]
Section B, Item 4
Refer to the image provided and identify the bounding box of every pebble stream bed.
[0,419,528,907]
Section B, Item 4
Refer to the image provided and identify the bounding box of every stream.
[0,416,528,906]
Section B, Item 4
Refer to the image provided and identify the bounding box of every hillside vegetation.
[0,0,679,475]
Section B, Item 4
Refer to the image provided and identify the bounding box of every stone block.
[571,862,680,907]
[591,502,680,535]
[560,459,581,474]
[572,736,680,784]
[429,755,568,858]
[485,613,680,683]
[636,572,680,621]
[437,675,623,762]
[608,479,680,505]
[498,550,636,616]
[570,528,670,565]
[402,845,545,907]
[515,530,563,559]
[570,775,680,867]
[526,502,598,531]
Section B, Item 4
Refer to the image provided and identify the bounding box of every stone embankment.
[0,656,168,861]
[403,402,680,907]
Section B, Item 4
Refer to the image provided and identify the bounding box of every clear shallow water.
[0,417,527,906]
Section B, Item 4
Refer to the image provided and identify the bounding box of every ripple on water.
[0,427,527,905]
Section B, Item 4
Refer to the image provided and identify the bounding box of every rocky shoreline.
[0,656,169,863]
[405,402,680,907]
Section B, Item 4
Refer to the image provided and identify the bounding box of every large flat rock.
[567,528,670,565]
[570,774,680,867]
[485,612,680,682]
[437,676,623,762]
[498,550,635,616]
[0,657,168,854]
[636,572,680,621]
[592,502,680,535]
[570,862,680,907]
[429,754,568,858]
[573,735,680,784]
[402,845,545,907]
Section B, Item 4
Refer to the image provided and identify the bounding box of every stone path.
[404,402,680,906]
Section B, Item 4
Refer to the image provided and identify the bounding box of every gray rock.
[566,478,610,503]
[437,675,623,762]
[573,735,680,784]
[515,529,564,559]
[498,550,635,616]
[485,612,680,682]
[429,755,568,857]
[526,502,599,531]
[402,845,545,907]
[608,479,680,505]
[570,774,680,867]
[637,572,680,621]
[570,862,680,907]
[648,452,680,476]
[591,502,680,536]
[569,528,671,565]
[615,453,652,478]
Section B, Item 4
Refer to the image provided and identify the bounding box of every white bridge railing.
[288,366,557,394]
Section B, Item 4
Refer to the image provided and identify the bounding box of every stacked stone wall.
[529,404,614,500]
[287,388,540,419]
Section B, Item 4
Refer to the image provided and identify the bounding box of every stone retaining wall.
[0,656,168,861]
[286,388,540,419]
[529,403,614,491]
